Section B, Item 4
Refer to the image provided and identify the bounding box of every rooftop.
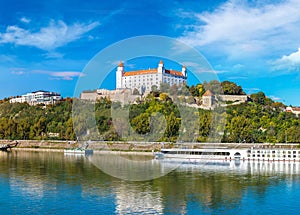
[124,69,157,76]
[202,90,214,96]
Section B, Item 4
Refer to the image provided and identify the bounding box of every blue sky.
[1,0,300,105]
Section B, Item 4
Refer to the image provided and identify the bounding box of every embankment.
[1,140,299,152]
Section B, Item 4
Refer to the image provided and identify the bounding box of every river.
[0,150,300,214]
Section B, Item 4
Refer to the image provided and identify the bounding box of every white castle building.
[116,60,187,93]
[10,90,61,106]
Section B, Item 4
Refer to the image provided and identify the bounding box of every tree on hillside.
[189,84,205,97]
[203,80,223,95]
[250,92,266,105]
[131,113,151,134]
[160,83,170,93]
[221,81,245,95]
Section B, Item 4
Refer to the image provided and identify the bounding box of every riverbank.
[0,140,163,153]
[1,140,300,153]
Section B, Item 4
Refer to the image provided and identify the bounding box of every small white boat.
[64,140,93,155]
[64,148,93,155]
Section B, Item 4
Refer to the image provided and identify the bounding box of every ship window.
[293,151,296,154]
[288,155,291,158]
[293,155,296,158]
[288,151,291,154]
[262,154,265,157]
[283,155,286,158]
[253,154,255,157]
[257,151,260,153]
[257,154,260,157]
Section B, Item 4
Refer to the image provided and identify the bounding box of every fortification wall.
[80,89,140,103]
[218,95,249,102]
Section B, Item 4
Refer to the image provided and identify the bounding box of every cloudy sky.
[1,0,300,105]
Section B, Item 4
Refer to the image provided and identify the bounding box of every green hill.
[1,80,299,143]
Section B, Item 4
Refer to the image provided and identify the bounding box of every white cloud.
[179,0,300,58]
[0,20,100,51]
[270,95,282,101]
[181,61,201,67]
[33,70,86,80]
[0,54,16,63]
[50,71,86,80]
[11,68,25,75]
[244,87,260,94]
[232,64,244,70]
[43,51,65,59]
[272,48,300,71]
[20,17,31,24]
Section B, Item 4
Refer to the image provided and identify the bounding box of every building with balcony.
[10,90,62,105]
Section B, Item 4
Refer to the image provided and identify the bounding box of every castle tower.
[182,65,187,78]
[116,61,124,89]
[157,60,164,74]
[202,90,214,108]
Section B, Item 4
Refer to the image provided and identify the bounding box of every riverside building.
[116,60,187,93]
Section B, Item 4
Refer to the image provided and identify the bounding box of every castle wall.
[80,89,140,103]
[218,95,249,102]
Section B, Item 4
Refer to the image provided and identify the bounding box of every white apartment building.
[116,60,187,93]
[286,106,300,116]
[10,90,62,105]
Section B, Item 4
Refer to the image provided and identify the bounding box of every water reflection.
[1,151,300,214]
[87,152,179,181]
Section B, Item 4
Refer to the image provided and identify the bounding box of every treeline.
[0,98,75,140]
[1,80,299,143]
[223,98,299,143]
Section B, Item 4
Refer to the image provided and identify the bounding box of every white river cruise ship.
[155,144,300,163]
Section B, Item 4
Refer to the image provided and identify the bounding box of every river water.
[1,150,300,214]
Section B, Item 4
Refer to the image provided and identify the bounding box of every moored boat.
[154,147,300,162]
[64,148,93,155]
[64,140,93,155]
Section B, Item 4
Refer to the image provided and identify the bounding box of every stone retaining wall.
[1,140,299,151]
